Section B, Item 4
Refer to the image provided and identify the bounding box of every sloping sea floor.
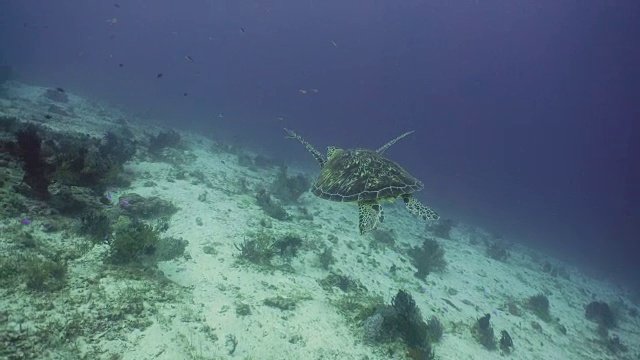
[1,82,639,360]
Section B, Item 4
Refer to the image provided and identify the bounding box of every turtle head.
[327,146,344,161]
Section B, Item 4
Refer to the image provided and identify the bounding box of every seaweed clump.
[408,238,446,280]
[235,231,276,266]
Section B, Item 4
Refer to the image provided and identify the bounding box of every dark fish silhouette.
[157,73,163,78]
[56,87,65,93]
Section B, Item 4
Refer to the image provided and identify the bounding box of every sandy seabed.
[1,82,638,360]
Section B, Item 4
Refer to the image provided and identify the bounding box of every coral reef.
[472,313,496,350]
[499,330,514,354]
[317,246,336,270]
[117,193,178,219]
[585,301,616,330]
[426,218,454,239]
[409,237,446,279]
[270,166,310,204]
[361,290,439,358]
[319,273,366,294]
[255,188,289,220]
[148,129,181,155]
[272,233,303,259]
[44,88,68,103]
[107,216,162,264]
[485,241,509,261]
[16,126,53,199]
[527,293,551,322]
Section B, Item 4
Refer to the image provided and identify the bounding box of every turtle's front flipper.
[358,201,384,235]
[402,194,439,221]
[284,128,326,167]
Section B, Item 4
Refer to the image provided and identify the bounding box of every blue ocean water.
[2,0,638,285]
[1,0,639,324]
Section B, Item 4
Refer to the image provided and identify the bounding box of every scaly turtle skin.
[285,128,439,234]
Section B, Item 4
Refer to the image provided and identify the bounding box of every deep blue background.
[1,1,639,286]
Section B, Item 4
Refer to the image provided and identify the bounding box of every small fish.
[298,89,307,94]
[331,40,338,47]
[56,87,65,93]
[276,117,284,121]
[184,55,194,62]
[183,92,188,96]
[157,73,163,78]
[218,113,224,118]
[114,3,120,7]
[19,219,32,225]
[240,27,245,33]
[118,63,124,67]
[106,18,118,25]
[310,88,319,93]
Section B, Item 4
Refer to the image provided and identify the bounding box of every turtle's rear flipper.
[358,202,384,235]
[402,194,439,221]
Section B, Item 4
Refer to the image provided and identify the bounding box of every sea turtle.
[285,128,439,234]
